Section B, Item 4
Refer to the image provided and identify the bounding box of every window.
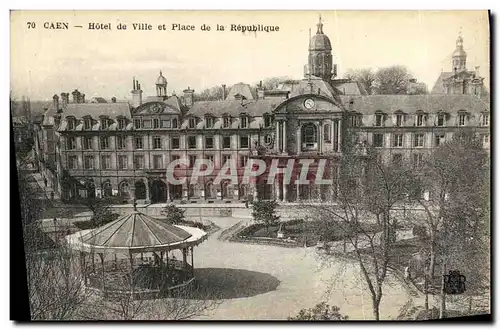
[84,118,92,130]
[324,124,331,142]
[135,137,143,149]
[100,137,109,150]
[413,154,424,168]
[350,115,360,127]
[134,119,141,129]
[134,156,144,169]
[481,134,490,147]
[222,155,231,164]
[223,116,231,128]
[240,155,249,168]
[153,155,163,169]
[171,155,180,162]
[67,156,78,169]
[116,136,125,150]
[393,134,403,147]
[162,119,171,128]
[241,116,248,128]
[153,136,162,149]
[264,134,273,145]
[83,137,93,150]
[118,118,126,130]
[84,156,95,169]
[153,118,160,129]
[189,118,196,129]
[414,134,425,147]
[101,155,111,169]
[66,137,76,150]
[458,114,467,126]
[482,114,490,126]
[264,115,272,128]
[172,118,178,128]
[206,155,214,164]
[240,135,249,148]
[222,136,231,149]
[205,136,214,149]
[373,133,384,148]
[67,119,76,130]
[189,155,197,168]
[302,124,318,144]
[437,114,445,127]
[392,154,403,166]
[171,137,180,149]
[395,114,404,127]
[416,114,425,127]
[375,114,384,127]
[101,118,109,129]
[188,136,197,149]
[142,119,151,129]
[435,134,445,147]
[206,117,214,128]
[118,155,128,169]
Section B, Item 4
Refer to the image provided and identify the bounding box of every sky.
[10,10,490,101]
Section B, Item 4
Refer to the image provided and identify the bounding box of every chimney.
[256,81,264,99]
[111,97,116,103]
[131,79,143,108]
[72,89,80,103]
[60,93,67,108]
[80,93,86,103]
[222,84,226,100]
[183,87,195,107]
[53,94,59,110]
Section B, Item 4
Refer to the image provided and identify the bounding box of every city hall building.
[34,17,490,204]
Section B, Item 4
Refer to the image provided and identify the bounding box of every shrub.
[288,302,348,321]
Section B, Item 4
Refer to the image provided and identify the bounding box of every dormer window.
[416,113,427,127]
[458,113,467,126]
[101,118,109,129]
[206,116,214,129]
[223,116,231,128]
[134,119,141,129]
[374,113,384,127]
[264,114,273,128]
[67,118,76,130]
[437,113,445,127]
[172,118,178,128]
[482,113,490,126]
[189,117,196,129]
[84,118,92,130]
[395,113,404,127]
[240,116,248,129]
[118,118,126,130]
[153,118,160,129]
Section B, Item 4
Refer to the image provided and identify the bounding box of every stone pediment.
[273,94,343,114]
[133,101,179,115]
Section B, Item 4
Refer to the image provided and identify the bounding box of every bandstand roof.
[66,211,208,254]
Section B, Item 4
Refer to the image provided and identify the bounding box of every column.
[145,177,150,203]
[337,119,342,152]
[275,121,280,151]
[282,122,287,153]
[182,248,188,269]
[296,181,300,202]
[283,181,288,202]
[319,124,323,154]
[296,124,301,155]
[274,179,280,200]
[165,182,170,202]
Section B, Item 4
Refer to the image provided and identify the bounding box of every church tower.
[452,32,467,73]
[156,70,168,98]
[307,15,337,81]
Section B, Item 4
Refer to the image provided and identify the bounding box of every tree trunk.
[439,258,447,319]
[424,264,429,310]
[372,297,381,320]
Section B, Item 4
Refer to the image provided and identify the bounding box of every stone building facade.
[34,17,490,204]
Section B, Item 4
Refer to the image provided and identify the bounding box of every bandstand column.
[129,252,135,296]
[99,253,105,292]
[182,248,188,269]
[145,177,150,203]
[275,121,280,151]
[337,120,342,152]
[282,122,287,153]
[296,181,300,202]
[283,181,288,202]
[296,124,301,155]
[190,246,194,276]
[165,182,170,202]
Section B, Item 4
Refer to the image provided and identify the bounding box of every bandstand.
[66,208,208,299]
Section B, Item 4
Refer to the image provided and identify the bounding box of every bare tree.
[373,65,413,95]
[193,86,226,101]
[18,168,89,320]
[344,68,376,95]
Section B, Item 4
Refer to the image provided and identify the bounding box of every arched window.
[323,124,331,142]
[302,124,318,144]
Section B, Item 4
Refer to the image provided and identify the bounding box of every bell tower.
[307,15,336,81]
[452,30,467,73]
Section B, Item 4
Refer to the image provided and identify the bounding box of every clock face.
[304,99,315,109]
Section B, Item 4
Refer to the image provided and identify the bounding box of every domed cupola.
[156,70,168,98]
[452,32,467,73]
[307,15,336,81]
[309,16,332,51]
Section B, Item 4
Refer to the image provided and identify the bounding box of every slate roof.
[61,102,131,119]
[332,80,368,96]
[225,83,256,100]
[187,99,277,117]
[79,211,192,248]
[430,72,454,94]
[341,94,489,115]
